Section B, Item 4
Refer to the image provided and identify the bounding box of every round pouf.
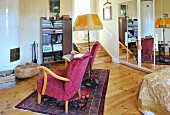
[15,63,40,79]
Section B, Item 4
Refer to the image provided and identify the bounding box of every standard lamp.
[155,14,170,62]
[73,14,103,87]
[155,14,170,43]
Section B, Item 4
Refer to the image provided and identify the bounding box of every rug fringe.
[13,107,47,115]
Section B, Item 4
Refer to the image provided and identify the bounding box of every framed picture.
[103,6,112,20]
[49,0,60,13]
[121,5,126,16]
[10,48,20,62]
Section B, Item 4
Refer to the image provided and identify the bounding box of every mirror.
[140,0,155,71]
[118,0,158,71]
[118,2,128,63]
[118,0,170,71]
[154,0,170,71]
[126,0,138,66]
[118,0,138,66]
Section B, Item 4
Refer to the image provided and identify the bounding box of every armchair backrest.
[64,51,91,92]
[87,41,100,70]
[141,38,154,55]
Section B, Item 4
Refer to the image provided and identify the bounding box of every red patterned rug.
[15,69,110,115]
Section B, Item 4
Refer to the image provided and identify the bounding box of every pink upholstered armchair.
[83,41,100,87]
[36,51,91,113]
[141,38,154,60]
[86,41,100,74]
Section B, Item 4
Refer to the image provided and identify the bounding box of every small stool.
[15,63,40,79]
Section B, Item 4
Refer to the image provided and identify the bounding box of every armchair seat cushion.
[37,74,69,101]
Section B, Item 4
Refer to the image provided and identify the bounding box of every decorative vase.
[56,13,60,20]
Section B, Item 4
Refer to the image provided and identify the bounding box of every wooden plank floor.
[0,62,148,115]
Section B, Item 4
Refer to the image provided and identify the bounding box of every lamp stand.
[163,28,165,43]
[83,31,99,87]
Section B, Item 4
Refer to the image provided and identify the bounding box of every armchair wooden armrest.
[72,50,79,54]
[37,66,69,81]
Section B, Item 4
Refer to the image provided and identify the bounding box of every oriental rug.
[15,69,110,115]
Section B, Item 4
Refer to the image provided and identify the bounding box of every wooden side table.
[158,44,168,58]
[158,43,170,63]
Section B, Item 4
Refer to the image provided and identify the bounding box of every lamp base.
[83,78,99,87]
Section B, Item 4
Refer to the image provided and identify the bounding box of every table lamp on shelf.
[73,14,103,87]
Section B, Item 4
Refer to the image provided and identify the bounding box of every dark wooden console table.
[158,43,170,63]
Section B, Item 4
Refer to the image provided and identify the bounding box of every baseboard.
[119,60,152,73]
[112,57,120,63]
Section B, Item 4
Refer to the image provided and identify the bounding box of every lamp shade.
[155,18,170,28]
[73,14,103,31]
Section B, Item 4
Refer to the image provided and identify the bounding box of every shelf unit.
[118,17,138,52]
[40,17,72,65]
[127,19,138,52]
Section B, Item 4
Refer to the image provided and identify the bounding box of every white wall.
[19,0,72,64]
[98,0,127,60]
[141,1,154,38]
[127,0,137,19]
[72,0,98,43]
[0,0,20,71]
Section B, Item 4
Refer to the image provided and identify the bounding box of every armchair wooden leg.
[78,88,81,97]
[65,101,68,113]
[65,60,68,70]
[88,70,90,78]
[38,92,41,104]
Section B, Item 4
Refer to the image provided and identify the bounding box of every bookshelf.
[40,17,72,64]
[119,17,138,52]
[127,19,138,52]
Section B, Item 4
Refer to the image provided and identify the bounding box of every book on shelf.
[42,34,51,44]
[54,29,62,33]
[43,45,52,52]
[44,56,54,63]
[53,44,62,51]
[42,29,53,34]
[57,35,62,42]
[53,20,63,28]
